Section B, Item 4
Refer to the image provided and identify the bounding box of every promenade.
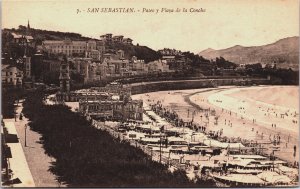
[13,101,61,187]
[2,119,35,187]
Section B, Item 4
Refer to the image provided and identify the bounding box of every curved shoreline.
[185,86,298,163]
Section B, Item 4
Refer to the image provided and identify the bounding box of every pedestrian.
[19,113,23,120]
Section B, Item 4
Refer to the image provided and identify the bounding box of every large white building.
[147,59,170,73]
[42,39,100,59]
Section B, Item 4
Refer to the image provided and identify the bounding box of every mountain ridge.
[199,36,299,70]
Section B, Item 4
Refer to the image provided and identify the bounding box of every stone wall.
[130,78,270,95]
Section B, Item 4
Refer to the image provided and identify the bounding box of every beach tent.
[213,174,265,185]
[230,154,267,160]
[257,171,292,184]
[140,137,160,144]
[203,139,245,149]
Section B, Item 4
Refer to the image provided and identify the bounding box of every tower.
[23,56,31,79]
[26,20,31,37]
[27,20,30,30]
[59,59,70,93]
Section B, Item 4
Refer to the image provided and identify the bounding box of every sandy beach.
[132,85,299,163]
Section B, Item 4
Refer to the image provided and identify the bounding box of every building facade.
[1,65,23,87]
[79,99,143,121]
[42,39,98,58]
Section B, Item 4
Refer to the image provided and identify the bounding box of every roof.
[43,40,86,45]
[183,155,209,161]
[2,64,10,70]
[123,38,133,41]
[113,35,124,38]
[141,138,160,143]
[230,154,267,160]
[213,174,265,184]
[203,139,245,149]
[278,165,298,175]
[162,55,176,59]
[257,172,291,184]
[136,124,160,131]
[26,36,33,40]
[11,33,23,39]
[227,159,254,167]
[11,33,33,40]
[1,64,22,72]
[168,137,186,142]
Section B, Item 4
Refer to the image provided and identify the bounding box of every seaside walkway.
[2,119,35,187]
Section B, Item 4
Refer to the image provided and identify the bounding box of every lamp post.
[24,123,28,147]
[159,131,162,163]
[14,100,17,122]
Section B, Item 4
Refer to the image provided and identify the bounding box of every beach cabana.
[212,173,266,187]
[257,171,292,185]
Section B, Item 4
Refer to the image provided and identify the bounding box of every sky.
[2,0,299,53]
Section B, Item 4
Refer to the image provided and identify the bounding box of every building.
[30,53,44,81]
[1,64,23,87]
[108,59,130,76]
[43,59,61,72]
[96,40,106,54]
[122,38,133,45]
[161,55,188,71]
[56,60,71,101]
[158,48,183,56]
[56,78,143,121]
[100,33,134,45]
[100,33,113,43]
[69,57,108,83]
[112,35,124,43]
[79,99,143,121]
[86,49,101,61]
[130,56,146,75]
[23,56,31,79]
[147,59,170,73]
[77,82,143,121]
[10,33,34,46]
[102,50,131,76]
[42,39,98,57]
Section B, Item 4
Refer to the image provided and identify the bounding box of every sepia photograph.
[1,0,299,187]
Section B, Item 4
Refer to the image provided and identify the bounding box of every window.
[10,72,12,75]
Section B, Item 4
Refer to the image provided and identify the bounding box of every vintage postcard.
[1,0,299,187]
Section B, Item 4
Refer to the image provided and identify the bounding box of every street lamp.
[14,100,18,122]
[25,123,28,147]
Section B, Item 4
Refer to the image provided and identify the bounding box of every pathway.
[13,100,62,187]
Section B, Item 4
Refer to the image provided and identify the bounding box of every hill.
[107,43,161,63]
[3,25,161,63]
[199,36,299,70]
